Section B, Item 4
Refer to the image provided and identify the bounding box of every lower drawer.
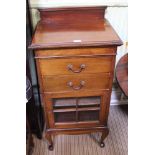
[42,73,111,93]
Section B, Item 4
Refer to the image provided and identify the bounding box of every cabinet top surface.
[30,7,122,49]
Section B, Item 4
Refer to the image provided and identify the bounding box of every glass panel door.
[52,96,101,124]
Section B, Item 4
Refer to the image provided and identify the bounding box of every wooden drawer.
[38,56,114,76]
[42,73,111,93]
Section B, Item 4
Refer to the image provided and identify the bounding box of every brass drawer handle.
[67,64,86,73]
[67,81,85,90]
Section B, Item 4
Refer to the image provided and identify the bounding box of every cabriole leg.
[45,133,53,151]
[100,128,109,148]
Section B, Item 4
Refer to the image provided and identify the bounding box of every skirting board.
[110,99,128,105]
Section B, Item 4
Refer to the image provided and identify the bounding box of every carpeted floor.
[32,105,128,155]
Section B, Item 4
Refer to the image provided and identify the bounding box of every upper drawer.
[38,56,114,76]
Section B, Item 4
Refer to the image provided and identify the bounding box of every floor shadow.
[118,105,128,115]
[89,133,100,145]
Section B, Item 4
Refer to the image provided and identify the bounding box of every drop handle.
[67,64,86,73]
[67,81,85,90]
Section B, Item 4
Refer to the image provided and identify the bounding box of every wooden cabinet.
[29,6,122,150]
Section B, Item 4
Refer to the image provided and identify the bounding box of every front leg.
[45,132,53,151]
[100,128,109,148]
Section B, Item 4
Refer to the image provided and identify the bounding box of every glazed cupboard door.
[45,91,110,128]
[53,97,100,124]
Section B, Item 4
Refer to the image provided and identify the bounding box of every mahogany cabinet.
[29,6,122,150]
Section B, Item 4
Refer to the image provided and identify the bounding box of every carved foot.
[100,127,109,148]
[48,144,53,151]
[45,132,54,151]
[100,142,105,148]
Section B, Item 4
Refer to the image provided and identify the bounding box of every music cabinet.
[29,6,122,150]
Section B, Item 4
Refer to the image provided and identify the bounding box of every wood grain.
[30,6,123,150]
[38,56,114,76]
[29,7,122,49]
[116,53,128,96]
[35,47,116,58]
[39,7,106,23]
[42,73,111,93]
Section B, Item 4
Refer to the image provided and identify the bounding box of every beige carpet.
[32,105,128,155]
